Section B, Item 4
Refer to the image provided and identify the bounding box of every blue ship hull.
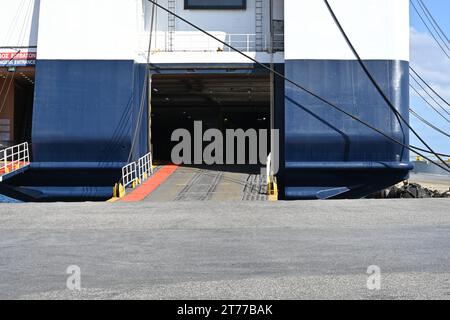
[0,59,412,201]
[280,59,411,199]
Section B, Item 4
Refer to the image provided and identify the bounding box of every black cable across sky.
[410,0,450,59]
[416,0,450,52]
[410,108,450,138]
[418,0,449,45]
[409,84,450,124]
[409,66,450,107]
[409,75,450,116]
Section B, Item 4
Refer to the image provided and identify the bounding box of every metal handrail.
[0,142,30,175]
[122,162,137,189]
[140,32,284,53]
[137,152,154,183]
[121,152,154,190]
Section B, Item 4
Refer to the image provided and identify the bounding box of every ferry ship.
[0,0,412,201]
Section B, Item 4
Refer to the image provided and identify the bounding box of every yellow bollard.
[267,176,278,201]
[111,183,126,200]
[132,178,141,189]
[113,183,119,198]
[118,183,125,198]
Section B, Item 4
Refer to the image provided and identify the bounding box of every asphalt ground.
[0,199,449,300]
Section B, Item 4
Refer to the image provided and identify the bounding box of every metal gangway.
[0,142,31,182]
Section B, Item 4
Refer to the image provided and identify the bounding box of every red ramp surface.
[121,165,178,202]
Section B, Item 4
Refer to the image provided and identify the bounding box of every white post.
[150,153,154,174]
[267,153,271,180]
[13,145,17,168]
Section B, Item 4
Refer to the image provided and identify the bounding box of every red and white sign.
[0,50,36,66]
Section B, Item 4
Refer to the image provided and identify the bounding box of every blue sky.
[409,0,450,157]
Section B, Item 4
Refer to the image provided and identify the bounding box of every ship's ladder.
[167,0,176,51]
[0,142,31,182]
[255,0,264,51]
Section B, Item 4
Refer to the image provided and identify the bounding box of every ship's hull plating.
[1,60,412,201]
[282,59,411,199]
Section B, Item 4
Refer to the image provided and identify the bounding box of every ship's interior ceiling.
[151,74,270,106]
[151,73,271,162]
[0,67,35,87]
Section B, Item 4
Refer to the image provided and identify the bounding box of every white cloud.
[410,27,450,99]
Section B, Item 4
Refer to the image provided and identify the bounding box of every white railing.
[0,142,30,176]
[139,32,284,53]
[122,162,137,189]
[137,152,154,183]
[266,153,272,184]
[121,152,154,190]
